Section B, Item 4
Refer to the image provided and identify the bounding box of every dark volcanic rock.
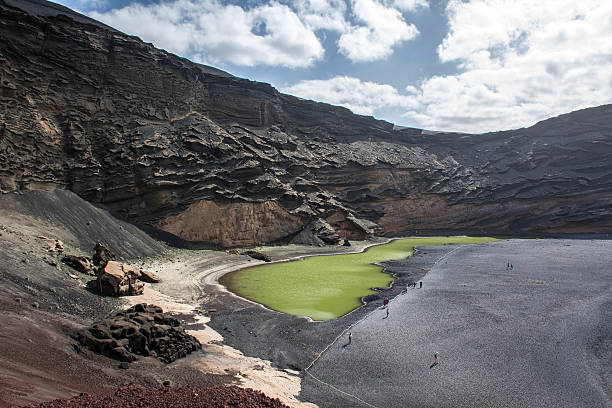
[0,0,611,245]
[61,254,94,275]
[88,260,161,297]
[75,303,201,364]
[90,260,144,296]
[241,250,272,262]
[290,218,342,246]
[93,243,115,269]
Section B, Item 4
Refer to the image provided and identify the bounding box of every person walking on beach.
[348,332,352,345]
[419,281,423,289]
[413,282,416,289]
[434,352,438,363]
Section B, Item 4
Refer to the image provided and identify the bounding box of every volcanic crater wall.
[1,0,611,246]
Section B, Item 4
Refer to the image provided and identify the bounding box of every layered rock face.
[1,0,611,246]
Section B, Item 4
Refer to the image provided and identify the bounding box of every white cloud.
[293,0,348,32]
[74,0,109,9]
[283,76,417,116]
[406,0,612,132]
[90,0,324,68]
[389,0,428,12]
[283,1,612,133]
[338,0,420,62]
[88,0,422,67]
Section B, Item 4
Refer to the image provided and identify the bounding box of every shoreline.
[300,238,612,407]
[207,238,395,321]
[130,238,393,407]
[133,238,462,406]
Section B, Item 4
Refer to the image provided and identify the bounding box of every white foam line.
[303,244,468,407]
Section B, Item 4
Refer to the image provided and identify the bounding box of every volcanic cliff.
[1,0,611,247]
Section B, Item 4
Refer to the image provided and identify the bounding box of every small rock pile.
[241,250,272,262]
[87,243,160,296]
[38,236,65,254]
[75,303,201,363]
[27,384,289,407]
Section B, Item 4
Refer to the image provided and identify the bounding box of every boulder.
[75,303,201,363]
[241,250,272,262]
[121,264,160,283]
[93,242,115,269]
[62,254,94,275]
[139,269,161,283]
[92,260,144,296]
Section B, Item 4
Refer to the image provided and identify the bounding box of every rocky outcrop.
[1,0,611,245]
[155,200,303,247]
[92,242,115,269]
[91,260,144,296]
[75,303,201,363]
[290,218,341,246]
[87,243,159,295]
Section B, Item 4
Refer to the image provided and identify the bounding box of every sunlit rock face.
[1,0,611,246]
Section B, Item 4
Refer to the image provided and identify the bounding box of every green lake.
[220,237,499,321]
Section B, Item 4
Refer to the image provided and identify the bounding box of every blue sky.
[55,0,612,132]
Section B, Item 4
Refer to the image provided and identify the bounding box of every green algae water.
[220,237,499,321]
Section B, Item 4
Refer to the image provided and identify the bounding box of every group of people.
[344,285,440,367]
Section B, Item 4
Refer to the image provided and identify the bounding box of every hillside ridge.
[1,0,611,246]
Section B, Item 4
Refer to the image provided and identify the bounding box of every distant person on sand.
[419,281,423,289]
[383,298,388,307]
[430,352,439,368]
[386,307,389,318]
[343,332,352,348]
[413,282,416,289]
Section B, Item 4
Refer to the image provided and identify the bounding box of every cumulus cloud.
[405,0,612,132]
[293,0,348,32]
[283,76,417,116]
[90,0,324,68]
[389,0,428,12]
[338,0,420,62]
[284,0,612,133]
[87,0,423,66]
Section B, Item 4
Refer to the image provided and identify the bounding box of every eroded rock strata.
[1,0,611,246]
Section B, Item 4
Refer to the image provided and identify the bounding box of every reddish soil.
[0,294,230,408]
[25,384,289,408]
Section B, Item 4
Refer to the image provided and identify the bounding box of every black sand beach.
[299,239,612,407]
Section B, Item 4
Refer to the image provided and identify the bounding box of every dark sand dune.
[301,239,612,408]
